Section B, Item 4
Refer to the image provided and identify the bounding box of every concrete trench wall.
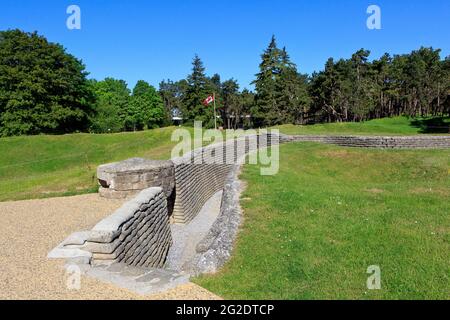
[48,133,278,270]
[281,134,450,149]
[97,158,175,200]
[187,164,243,275]
[83,188,172,268]
[171,133,275,224]
[50,133,449,274]
[171,163,233,223]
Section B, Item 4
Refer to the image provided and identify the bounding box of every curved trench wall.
[281,134,450,149]
[171,133,276,223]
[51,133,449,271]
[188,164,243,275]
[50,133,278,268]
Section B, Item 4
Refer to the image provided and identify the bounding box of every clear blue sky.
[1,0,449,90]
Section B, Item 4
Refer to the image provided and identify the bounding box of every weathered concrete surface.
[171,133,278,223]
[77,262,189,296]
[280,134,450,149]
[98,158,175,199]
[166,191,223,271]
[189,165,244,275]
[49,191,223,296]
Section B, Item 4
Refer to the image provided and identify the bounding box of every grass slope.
[0,127,180,201]
[275,116,450,136]
[195,142,450,299]
[0,116,448,202]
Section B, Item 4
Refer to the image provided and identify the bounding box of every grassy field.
[0,127,182,201]
[0,116,448,202]
[0,126,238,201]
[195,142,450,299]
[275,116,450,136]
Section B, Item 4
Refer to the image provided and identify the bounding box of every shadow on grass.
[410,117,450,133]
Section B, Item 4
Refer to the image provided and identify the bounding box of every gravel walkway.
[0,194,220,300]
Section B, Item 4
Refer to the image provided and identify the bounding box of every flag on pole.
[203,95,214,106]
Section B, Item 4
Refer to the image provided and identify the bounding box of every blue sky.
[1,0,449,90]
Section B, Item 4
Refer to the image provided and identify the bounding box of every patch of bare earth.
[409,187,450,197]
[365,188,384,194]
[320,150,352,159]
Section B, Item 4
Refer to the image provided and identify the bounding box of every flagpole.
[213,92,217,130]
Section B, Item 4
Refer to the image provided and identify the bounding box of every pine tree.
[276,47,311,124]
[182,55,215,127]
[252,35,282,127]
[252,36,311,126]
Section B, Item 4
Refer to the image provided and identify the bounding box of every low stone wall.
[281,134,450,149]
[172,163,233,224]
[84,187,172,268]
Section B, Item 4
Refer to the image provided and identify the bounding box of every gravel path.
[0,194,220,300]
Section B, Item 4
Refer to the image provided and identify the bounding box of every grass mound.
[0,127,178,201]
[275,116,450,136]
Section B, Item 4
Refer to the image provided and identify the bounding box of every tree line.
[0,29,448,137]
[309,47,449,123]
[156,35,450,129]
[0,29,167,136]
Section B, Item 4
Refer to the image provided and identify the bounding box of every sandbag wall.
[281,134,450,149]
[84,187,172,268]
[83,133,279,267]
[171,133,278,224]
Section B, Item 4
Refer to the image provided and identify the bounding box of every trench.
[48,133,450,295]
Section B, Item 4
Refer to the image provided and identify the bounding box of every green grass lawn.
[0,116,448,202]
[0,127,182,201]
[195,142,450,299]
[274,116,450,136]
[0,126,235,201]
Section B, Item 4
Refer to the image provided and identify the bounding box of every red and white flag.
[203,95,214,106]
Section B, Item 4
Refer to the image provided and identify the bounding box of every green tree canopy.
[127,80,166,130]
[0,29,94,136]
[89,78,130,133]
[309,47,449,122]
[252,36,310,126]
